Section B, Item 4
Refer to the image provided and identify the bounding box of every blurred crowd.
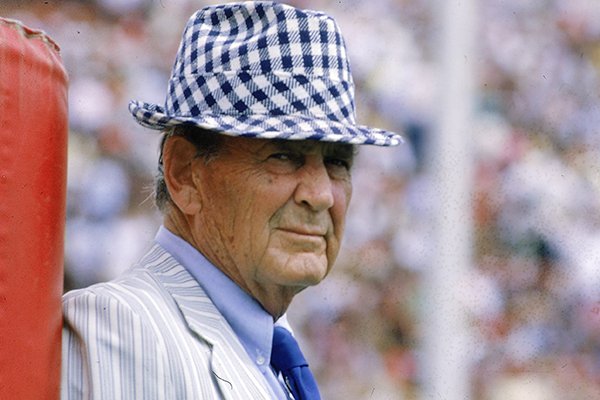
[3,0,600,398]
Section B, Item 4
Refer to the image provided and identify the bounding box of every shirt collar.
[155,225,275,369]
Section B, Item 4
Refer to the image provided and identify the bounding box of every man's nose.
[294,158,335,212]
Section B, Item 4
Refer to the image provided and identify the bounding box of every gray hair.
[155,125,223,212]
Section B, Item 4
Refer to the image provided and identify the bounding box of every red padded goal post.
[0,18,68,400]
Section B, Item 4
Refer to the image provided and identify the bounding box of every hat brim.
[129,100,403,146]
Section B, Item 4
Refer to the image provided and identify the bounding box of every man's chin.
[281,255,330,287]
[259,247,332,287]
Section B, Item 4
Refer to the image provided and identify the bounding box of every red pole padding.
[0,18,68,400]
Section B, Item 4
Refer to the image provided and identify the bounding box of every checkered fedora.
[129,1,402,146]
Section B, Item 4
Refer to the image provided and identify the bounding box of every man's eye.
[325,158,351,170]
[269,153,301,163]
[269,153,292,161]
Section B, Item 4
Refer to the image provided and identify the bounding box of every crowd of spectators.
[3,0,600,398]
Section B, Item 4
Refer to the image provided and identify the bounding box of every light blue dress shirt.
[155,226,290,399]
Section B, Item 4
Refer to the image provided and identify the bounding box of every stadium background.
[2,0,600,398]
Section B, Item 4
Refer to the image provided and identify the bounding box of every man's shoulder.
[62,244,199,321]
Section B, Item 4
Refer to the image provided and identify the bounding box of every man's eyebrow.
[269,140,356,157]
[269,140,295,150]
[269,140,312,152]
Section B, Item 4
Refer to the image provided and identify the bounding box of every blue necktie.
[271,326,321,400]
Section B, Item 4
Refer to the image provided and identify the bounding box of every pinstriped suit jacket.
[62,243,276,399]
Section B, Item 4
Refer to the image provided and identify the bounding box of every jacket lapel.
[147,245,273,400]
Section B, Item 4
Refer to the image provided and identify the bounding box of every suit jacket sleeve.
[61,285,173,400]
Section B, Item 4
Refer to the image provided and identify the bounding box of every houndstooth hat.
[129,1,402,146]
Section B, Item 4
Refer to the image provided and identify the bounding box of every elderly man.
[62,1,401,399]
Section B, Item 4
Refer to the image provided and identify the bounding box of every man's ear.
[162,135,202,215]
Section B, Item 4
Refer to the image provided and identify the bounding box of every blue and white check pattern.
[129,1,402,146]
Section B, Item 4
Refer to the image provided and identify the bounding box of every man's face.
[189,135,354,315]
